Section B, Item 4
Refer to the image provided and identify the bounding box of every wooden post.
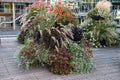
[12,2,15,30]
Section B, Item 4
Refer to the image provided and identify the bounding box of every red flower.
[58,16,62,19]
[63,13,66,16]
[25,51,29,56]
[59,8,63,13]
[58,2,61,5]
[49,7,54,12]
[66,13,71,18]
[68,4,71,7]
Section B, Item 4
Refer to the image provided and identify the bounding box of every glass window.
[4,3,12,13]
[0,2,4,13]
[15,3,25,13]
[15,3,32,14]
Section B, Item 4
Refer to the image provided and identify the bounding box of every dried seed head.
[95,0,112,12]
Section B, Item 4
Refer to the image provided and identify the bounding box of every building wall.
[0,2,32,14]
[0,0,38,3]
[110,0,120,10]
[76,0,120,12]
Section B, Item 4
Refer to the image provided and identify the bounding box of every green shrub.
[81,8,120,47]
[67,38,95,74]
[17,40,49,69]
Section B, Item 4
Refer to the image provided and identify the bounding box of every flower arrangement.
[26,1,48,10]
[49,2,79,26]
[16,1,94,75]
[81,0,120,48]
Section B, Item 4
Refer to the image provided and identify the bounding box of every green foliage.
[17,28,34,44]
[67,39,95,74]
[82,8,120,47]
[32,12,57,30]
[87,8,113,20]
[17,40,49,69]
[17,31,25,44]
[115,32,120,46]
[26,2,47,20]
[36,44,49,67]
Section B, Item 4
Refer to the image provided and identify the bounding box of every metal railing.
[0,13,26,26]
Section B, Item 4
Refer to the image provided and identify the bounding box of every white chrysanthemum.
[95,0,112,12]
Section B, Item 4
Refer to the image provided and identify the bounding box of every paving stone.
[0,29,19,35]
[0,72,10,79]
[0,37,120,80]
[13,73,37,80]
[0,67,8,73]
[1,78,14,80]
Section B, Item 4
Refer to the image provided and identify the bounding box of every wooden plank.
[0,13,21,16]
[0,13,12,16]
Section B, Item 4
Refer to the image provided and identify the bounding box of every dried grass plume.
[95,0,112,12]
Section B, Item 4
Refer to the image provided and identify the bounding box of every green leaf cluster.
[67,39,95,74]
[17,40,49,69]
[82,8,120,47]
